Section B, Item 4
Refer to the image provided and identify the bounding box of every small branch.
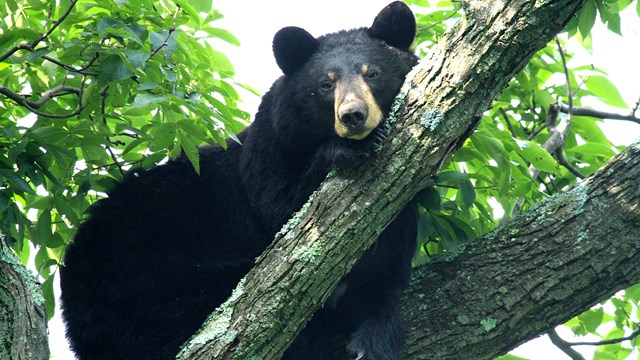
[555,38,573,140]
[30,0,79,50]
[527,123,547,140]
[570,327,640,347]
[0,84,79,109]
[147,6,180,61]
[100,85,110,124]
[42,54,98,75]
[498,108,517,137]
[105,146,125,180]
[556,102,640,125]
[547,329,586,360]
[556,149,585,179]
[0,43,33,63]
[0,76,88,119]
[416,4,461,32]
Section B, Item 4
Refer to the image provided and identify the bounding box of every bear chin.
[325,125,388,170]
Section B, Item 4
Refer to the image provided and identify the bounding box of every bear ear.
[368,1,416,50]
[273,26,319,76]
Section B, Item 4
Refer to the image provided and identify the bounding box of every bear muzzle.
[339,99,368,130]
[334,77,383,140]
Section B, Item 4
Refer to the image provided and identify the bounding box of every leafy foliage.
[0,0,247,318]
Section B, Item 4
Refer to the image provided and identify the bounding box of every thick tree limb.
[0,237,49,360]
[401,140,640,359]
[178,0,587,359]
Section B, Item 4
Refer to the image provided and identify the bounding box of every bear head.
[269,1,418,168]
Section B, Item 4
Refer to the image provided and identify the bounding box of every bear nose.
[339,101,368,129]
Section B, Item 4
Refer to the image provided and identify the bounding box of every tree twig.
[555,38,573,140]
[0,84,80,109]
[556,149,585,179]
[498,108,517,137]
[147,6,180,61]
[42,54,98,76]
[547,329,586,360]
[556,102,640,125]
[570,327,640,347]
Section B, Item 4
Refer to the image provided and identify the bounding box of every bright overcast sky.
[48,2,639,359]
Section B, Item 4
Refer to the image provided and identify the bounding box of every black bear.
[60,2,418,359]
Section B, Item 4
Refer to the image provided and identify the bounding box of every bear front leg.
[346,300,405,360]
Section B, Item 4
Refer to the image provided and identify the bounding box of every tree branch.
[547,329,586,360]
[555,37,573,140]
[556,102,640,125]
[147,6,180,61]
[0,84,80,109]
[400,140,640,358]
[570,327,640,347]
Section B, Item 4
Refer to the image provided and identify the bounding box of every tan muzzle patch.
[334,76,383,140]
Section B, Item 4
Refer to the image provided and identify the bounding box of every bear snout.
[333,77,383,140]
[339,100,368,130]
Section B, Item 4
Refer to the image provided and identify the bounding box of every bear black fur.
[60,2,419,359]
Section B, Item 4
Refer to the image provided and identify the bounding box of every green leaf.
[432,214,457,249]
[517,140,558,173]
[606,12,622,35]
[586,75,628,108]
[133,94,168,109]
[417,212,434,241]
[122,50,149,69]
[204,27,241,46]
[45,232,65,249]
[179,131,200,174]
[150,30,178,58]
[96,18,144,45]
[0,170,36,195]
[190,0,212,13]
[533,89,554,111]
[98,55,134,83]
[625,283,640,302]
[458,177,476,210]
[37,208,52,245]
[437,171,469,184]
[208,49,235,75]
[566,143,616,158]
[416,187,441,211]
[579,307,604,333]
[637,0,640,16]
[496,355,530,360]
[40,275,56,320]
[578,0,597,37]
[54,197,80,226]
[149,123,177,150]
[138,82,160,90]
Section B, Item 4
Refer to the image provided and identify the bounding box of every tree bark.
[178,0,588,359]
[401,141,640,359]
[0,238,50,360]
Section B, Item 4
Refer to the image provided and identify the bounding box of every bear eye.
[366,70,380,79]
[320,81,334,90]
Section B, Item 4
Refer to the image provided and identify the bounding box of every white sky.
[47,1,640,359]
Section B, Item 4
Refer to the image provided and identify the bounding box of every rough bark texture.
[0,238,50,360]
[178,0,587,359]
[401,142,640,359]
